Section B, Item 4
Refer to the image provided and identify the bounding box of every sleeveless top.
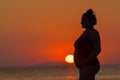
[74,33,99,69]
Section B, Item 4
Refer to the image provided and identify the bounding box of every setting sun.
[65,54,74,63]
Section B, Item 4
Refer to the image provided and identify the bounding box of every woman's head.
[81,9,97,29]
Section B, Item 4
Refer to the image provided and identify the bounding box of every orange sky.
[0,0,120,67]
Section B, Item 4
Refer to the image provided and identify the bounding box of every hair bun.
[82,9,97,25]
[87,9,93,14]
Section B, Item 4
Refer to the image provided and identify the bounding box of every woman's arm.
[80,30,101,65]
[86,30,101,62]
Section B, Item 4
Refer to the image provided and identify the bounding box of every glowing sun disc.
[65,54,74,63]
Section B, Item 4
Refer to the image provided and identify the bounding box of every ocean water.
[0,64,120,80]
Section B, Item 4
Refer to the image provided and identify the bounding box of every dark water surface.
[0,64,120,80]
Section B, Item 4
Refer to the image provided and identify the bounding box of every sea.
[0,64,120,80]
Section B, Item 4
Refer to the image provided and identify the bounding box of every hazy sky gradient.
[0,0,120,67]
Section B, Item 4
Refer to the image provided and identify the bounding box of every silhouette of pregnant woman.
[74,9,101,80]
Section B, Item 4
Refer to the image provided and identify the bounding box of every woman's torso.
[74,30,100,69]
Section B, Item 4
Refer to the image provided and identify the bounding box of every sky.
[0,0,120,67]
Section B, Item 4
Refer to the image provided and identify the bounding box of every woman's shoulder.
[89,29,100,39]
[91,29,99,35]
[92,29,99,33]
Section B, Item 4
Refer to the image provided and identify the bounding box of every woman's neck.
[86,27,94,31]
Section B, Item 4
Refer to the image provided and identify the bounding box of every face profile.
[81,16,89,28]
